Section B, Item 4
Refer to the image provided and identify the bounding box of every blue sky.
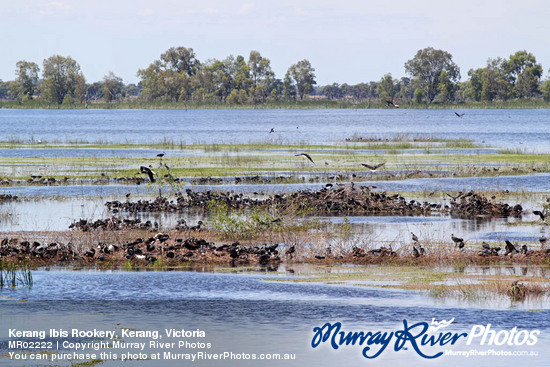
[1,0,549,85]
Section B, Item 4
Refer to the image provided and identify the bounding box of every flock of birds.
[134,123,549,256]
[409,230,548,257]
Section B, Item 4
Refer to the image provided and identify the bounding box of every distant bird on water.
[361,162,385,172]
[139,166,156,183]
[295,153,315,164]
[455,112,465,118]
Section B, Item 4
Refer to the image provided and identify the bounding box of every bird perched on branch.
[295,153,315,164]
[361,162,385,172]
[139,166,156,182]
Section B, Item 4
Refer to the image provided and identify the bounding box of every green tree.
[137,46,200,102]
[376,73,397,102]
[321,83,343,100]
[480,57,512,101]
[404,47,460,105]
[102,71,124,102]
[287,59,316,100]
[282,72,295,101]
[160,46,200,76]
[14,61,40,100]
[503,50,542,98]
[542,70,550,102]
[248,51,274,103]
[41,55,85,105]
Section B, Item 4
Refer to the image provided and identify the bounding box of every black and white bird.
[361,162,386,172]
[295,153,315,164]
[411,232,419,243]
[454,112,465,118]
[139,166,156,182]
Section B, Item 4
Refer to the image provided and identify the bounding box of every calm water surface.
[1,269,549,366]
[1,109,550,151]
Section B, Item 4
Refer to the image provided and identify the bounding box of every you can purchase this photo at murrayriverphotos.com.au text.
[1,1,550,367]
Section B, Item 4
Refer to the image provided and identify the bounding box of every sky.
[1,0,550,86]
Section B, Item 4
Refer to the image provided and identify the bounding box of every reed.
[0,259,33,288]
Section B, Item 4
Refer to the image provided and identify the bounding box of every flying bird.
[454,112,465,118]
[533,210,546,221]
[385,99,399,108]
[361,162,385,172]
[269,128,275,134]
[139,166,156,183]
[295,153,315,164]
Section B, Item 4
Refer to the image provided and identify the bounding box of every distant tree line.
[1,46,550,106]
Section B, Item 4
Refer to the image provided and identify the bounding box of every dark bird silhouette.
[361,162,385,172]
[540,236,548,245]
[385,99,399,108]
[157,152,165,158]
[411,232,419,243]
[451,234,464,248]
[412,246,420,258]
[295,153,315,164]
[504,240,519,255]
[446,192,464,200]
[482,242,491,250]
[533,210,546,221]
[139,166,156,182]
[285,245,296,258]
[455,112,465,118]
[269,128,275,134]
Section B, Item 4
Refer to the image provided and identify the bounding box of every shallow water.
[1,108,550,151]
[0,269,549,366]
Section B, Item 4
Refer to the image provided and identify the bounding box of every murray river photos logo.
[311,318,540,359]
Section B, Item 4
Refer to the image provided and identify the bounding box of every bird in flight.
[533,210,546,222]
[385,99,399,108]
[269,128,275,134]
[295,153,315,164]
[139,166,156,182]
[454,112,465,118]
[361,162,385,172]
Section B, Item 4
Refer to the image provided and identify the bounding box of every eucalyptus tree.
[504,50,542,98]
[287,59,316,100]
[376,73,397,102]
[321,83,344,100]
[137,46,200,102]
[248,50,274,103]
[14,60,40,100]
[404,47,460,105]
[102,71,124,102]
[41,55,85,104]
